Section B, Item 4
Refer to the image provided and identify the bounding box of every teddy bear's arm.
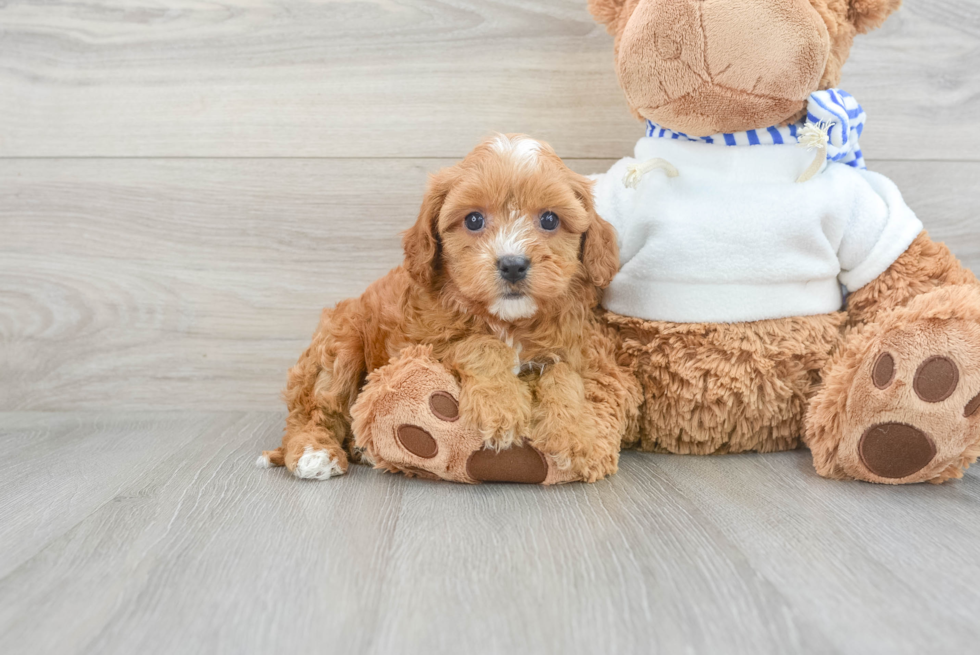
[591,160,645,264]
[836,168,924,294]
[845,232,980,325]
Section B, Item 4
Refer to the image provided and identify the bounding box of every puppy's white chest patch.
[496,330,523,376]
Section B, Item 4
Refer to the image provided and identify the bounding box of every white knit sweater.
[592,137,923,323]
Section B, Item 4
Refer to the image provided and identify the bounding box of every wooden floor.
[2,1,980,653]
[3,413,980,654]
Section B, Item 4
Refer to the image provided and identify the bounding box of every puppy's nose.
[497,255,530,283]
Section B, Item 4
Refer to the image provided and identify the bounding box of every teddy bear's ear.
[849,0,902,34]
[588,0,628,33]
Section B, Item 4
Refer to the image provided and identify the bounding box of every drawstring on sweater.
[796,120,832,183]
[623,158,679,188]
[628,89,866,187]
[625,119,835,187]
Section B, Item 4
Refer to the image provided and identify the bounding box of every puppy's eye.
[464,212,485,232]
[539,211,560,231]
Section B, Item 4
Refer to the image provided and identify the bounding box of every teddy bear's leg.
[605,311,843,455]
[806,235,980,484]
[350,345,580,484]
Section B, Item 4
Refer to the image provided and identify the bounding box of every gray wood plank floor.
[1,412,978,655]
[2,0,980,653]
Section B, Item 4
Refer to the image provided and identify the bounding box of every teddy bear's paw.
[351,352,584,484]
[812,288,980,484]
[352,354,484,483]
[464,441,585,485]
[848,345,980,484]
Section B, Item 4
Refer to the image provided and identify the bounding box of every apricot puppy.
[257,134,640,483]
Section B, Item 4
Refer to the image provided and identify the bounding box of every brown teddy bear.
[588,0,980,483]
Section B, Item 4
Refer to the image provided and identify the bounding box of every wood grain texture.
[0,0,978,159]
[2,2,980,653]
[0,412,976,655]
[0,412,232,579]
[2,158,979,411]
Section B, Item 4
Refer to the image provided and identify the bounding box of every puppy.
[258,134,639,483]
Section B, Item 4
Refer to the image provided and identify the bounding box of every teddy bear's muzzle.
[616,0,831,136]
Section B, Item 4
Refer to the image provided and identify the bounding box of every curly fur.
[845,232,979,325]
[850,0,903,34]
[608,311,846,455]
[261,135,639,481]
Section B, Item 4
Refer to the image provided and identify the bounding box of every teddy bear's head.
[589,0,900,136]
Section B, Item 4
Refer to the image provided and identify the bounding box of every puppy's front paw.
[293,446,347,480]
[460,381,532,450]
[529,426,597,478]
[528,361,601,477]
[529,410,618,481]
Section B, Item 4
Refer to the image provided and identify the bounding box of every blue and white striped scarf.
[644,89,867,169]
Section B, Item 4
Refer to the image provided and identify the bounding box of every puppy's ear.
[849,0,901,33]
[588,0,629,34]
[571,172,619,289]
[403,168,456,287]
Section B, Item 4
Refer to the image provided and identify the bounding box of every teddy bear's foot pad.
[466,442,548,484]
[859,351,961,479]
[850,342,980,483]
[858,422,936,480]
[396,424,440,459]
[814,287,980,484]
[858,340,980,482]
[351,348,578,484]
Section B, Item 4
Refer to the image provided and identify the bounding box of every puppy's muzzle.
[497,255,530,284]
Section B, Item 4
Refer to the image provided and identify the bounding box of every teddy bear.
[587,0,980,484]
